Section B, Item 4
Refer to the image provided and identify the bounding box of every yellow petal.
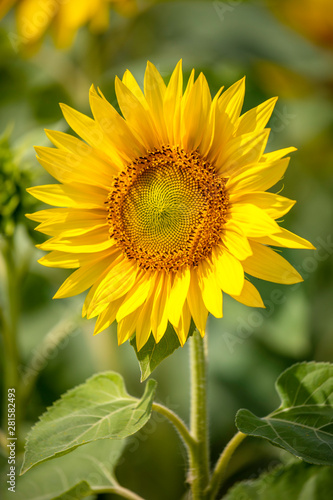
[173,302,191,346]
[253,228,315,249]
[242,241,303,284]
[218,77,245,124]
[53,256,110,299]
[187,270,208,336]
[199,86,223,158]
[182,69,195,104]
[222,222,253,260]
[115,77,159,148]
[45,129,118,177]
[151,272,170,343]
[35,145,115,187]
[216,129,270,176]
[16,0,53,44]
[89,85,144,160]
[27,183,107,209]
[26,208,64,223]
[227,157,290,192]
[231,279,265,308]
[209,77,246,161]
[144,61,168,143]
[87,255,138,316]
[116,271,153,321]
[30,208,107,237]
[38,248,114,269]
[197,260,223,318]
[60,103,124,170]
[122,69,149,110]
[89,0,109,32]
[228,204,280,237]
[117,306,142,345]
[261,147,296,162]
[37,229,115,253]
[135,293,155,351]
[235,97,278,135]
[83,264,113,318]
[163,60,183,144]
[181,73,210,151]
[212,246,244,295]
[230,192,296,219]
[26,207,103,224]
[168,266,190,327]
[93,297,124,336]
[58,0,94,29]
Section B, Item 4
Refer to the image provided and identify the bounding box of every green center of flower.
[107,146,228,271]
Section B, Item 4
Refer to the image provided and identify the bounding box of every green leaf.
[21,371,157,474]
[14,439,125,500]
[223,461,333,500]
[236,362,333,465]
[130,321,196,381]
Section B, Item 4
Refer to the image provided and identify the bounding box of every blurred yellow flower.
[27,61,314,350]
[0,0,136,50]
[269,0,333,49]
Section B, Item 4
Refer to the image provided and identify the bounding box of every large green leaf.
[130,321,196,381]
[236,362,333,465]
[223,461,333,500]
[14,439,125,500]
[21,371,157,474]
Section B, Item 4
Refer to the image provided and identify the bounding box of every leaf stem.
[205,431,246,499]
[152,402,196,454]
[189,331,210,499]
[94,484,146,500]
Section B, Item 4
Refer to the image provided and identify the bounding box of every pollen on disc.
[122,164,205,254]
[107,146,229,272]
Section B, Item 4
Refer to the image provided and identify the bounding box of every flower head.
[1,0,136,50]
[27,61,314,350]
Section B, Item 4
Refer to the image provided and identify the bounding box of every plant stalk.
[1,237,20,429]
[189,330,210,499]
[152,402,196,454]
[206,431,246,499]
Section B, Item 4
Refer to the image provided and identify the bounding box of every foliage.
[15,440,126,500]
[21,372,156,473]
[130,321,196,381]
[236,363,333,465]
[223,461,333,500]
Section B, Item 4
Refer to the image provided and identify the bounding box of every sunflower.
[0,0,136,49]
[27,60,314,350]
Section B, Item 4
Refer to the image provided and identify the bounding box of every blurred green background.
[0,0,333,498]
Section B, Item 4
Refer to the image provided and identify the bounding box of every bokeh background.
[0,0,333,498]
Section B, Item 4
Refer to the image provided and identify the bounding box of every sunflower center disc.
[107,146,229,271]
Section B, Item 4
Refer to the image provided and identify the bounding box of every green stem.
[1,237,20,428]
[94,484,146,500]
[152,402,196,454]
[189,331,210,499]
[206,431,246,499]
